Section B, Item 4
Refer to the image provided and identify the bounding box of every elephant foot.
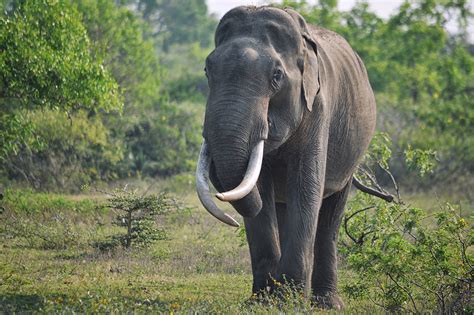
[243,289,273,307]
[312,292,345,310]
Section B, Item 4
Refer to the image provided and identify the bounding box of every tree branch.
[353,177,395,202]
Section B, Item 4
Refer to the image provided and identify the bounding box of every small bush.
[96,187,183,250]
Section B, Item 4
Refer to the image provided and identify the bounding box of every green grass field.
[0,182,471,313]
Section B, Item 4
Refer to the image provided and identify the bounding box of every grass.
[1,245,251,313]
[0,182,471,313]
[0,186,255,313]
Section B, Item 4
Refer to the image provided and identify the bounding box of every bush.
[95,187,184,250]
[340,193,472,313]
[340,134,472,313]
[2,110,123,192]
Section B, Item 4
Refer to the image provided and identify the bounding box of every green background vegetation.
[0,0,472,313]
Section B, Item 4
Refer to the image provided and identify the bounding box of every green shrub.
[1,212,81,250]
[3,110,124,192]
[340,193,472,313]
[96,187,183,249]
[340,134,472,313]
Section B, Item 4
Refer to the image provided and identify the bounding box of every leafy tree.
[127,0,217,49]
[76,0,162,111]
[0,0,122,160]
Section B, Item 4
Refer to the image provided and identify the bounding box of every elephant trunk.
[195,139,264,226]
[197,97,268,223]
[215,140,264,202]
[210,139,263,218]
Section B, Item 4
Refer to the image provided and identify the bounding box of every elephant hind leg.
[311,180,351,310]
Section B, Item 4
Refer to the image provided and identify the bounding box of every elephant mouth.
[195,139,264,227]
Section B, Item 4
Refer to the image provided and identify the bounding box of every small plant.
[99,187,180,249]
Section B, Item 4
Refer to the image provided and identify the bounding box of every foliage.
[404,144,437,176]
[160,42,212,103]
[76,0,162,111]
[0,0,121,112]
[0,0,121,159]
[0,0,207,185]
[3,110,123,191]
[99,187,180,249]
[341,194,472,313]
[126,0,217,49]
[76,0,205,178]
[124,102,203,176]
[0,111,40,159]
[341,134,473,313]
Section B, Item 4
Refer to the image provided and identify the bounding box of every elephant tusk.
[196,140,240,227]
[215,140,264,202]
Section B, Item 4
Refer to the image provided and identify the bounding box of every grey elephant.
[195,6,389,309]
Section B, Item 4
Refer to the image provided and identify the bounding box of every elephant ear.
[284,8,320,112]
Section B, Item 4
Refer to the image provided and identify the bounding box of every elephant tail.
[352,177,394,202]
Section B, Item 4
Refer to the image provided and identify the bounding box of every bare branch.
[343,206,376,245]
[379,164,401,202]
[387,272,418,313]
[353,177,395,202]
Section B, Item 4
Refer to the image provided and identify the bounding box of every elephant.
[195,6,389,309]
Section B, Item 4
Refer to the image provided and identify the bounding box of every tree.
[0,0,121,160]
[128,0,217,49]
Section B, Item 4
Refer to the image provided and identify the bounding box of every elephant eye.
[204,67,208,78]
[273,69,284,82]
[272,69,284,91]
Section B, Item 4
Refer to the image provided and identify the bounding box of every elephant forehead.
[216,6,303,54]
[241,47,259,61]
[211,38,272,68]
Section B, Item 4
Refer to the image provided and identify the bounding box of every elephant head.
[196,7,320,226]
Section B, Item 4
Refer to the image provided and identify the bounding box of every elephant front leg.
[245,166,281,295]
[276,153,325,296]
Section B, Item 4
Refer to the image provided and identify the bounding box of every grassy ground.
[0,181,471,313]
